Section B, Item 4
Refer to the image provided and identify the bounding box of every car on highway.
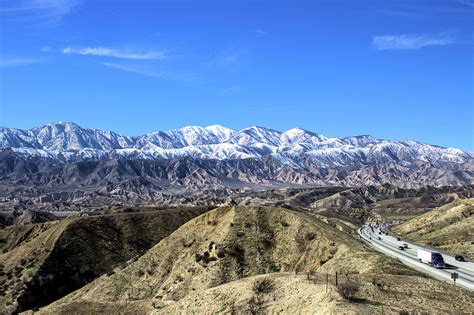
[378,236,381,240]
[397,237,401,241]
[398,246,405,250]
[455,255,466,262]
[402,243,408,248]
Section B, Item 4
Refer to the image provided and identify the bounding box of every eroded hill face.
[44,206,351,303]
[2,184,471,228]
[393,198,474,259]
[1,138,473,214]
[0,207,210,314]
[2,123,473,191]
[36,206,474,314]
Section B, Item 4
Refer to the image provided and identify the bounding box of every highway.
[358,225,474,291]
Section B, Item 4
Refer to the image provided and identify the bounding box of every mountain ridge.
[0,122,472,200]
[1,122,471,165]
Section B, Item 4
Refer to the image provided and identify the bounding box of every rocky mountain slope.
[32,206,474,314]
[0,151,473,216]
[1,122,472,191]
[3,122,470,164]
[305,184,474,222]
[2,153,472,223]
[393,198,474,259]
[0,206,210,314]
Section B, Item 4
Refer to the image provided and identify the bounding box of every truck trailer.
[417,249,445,268]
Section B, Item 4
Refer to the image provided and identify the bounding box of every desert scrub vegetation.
[252,278,275,294]
[305,269,320,284]
[337,280,361,302]
[248,278,276,314]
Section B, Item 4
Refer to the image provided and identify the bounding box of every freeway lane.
[370,229,474,281]
[358,225,474,291]
[379,232,474,281]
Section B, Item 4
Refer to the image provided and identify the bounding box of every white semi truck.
[417,248,445,268]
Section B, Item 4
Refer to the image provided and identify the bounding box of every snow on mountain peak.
[205,125,235,140]
[230,126,282,146]
[0,122,471,168]
[341,135,379,147]
[281,128,327,146]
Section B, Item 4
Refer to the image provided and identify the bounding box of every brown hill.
[393,198,474,259]
[36,206,474,314]
[293,184,473,223]
[0,206,210,313]
[0,210,59,228]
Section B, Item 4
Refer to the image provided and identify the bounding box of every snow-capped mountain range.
[1,122,472,167]
[0,121,473,211]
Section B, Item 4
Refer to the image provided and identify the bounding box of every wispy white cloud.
[372,33,455,51]
[62,47,167,60]
[255,29,268,36]
[220,53,239,65]
[0,0,80,27]
[376,1,473,18]
[376,9,426,18]
[41,45,52,52]
[221,85,246,95]
[0,57,42,67]
[205,47,243,69]
[456,0,474,8]
[102,62,194,81]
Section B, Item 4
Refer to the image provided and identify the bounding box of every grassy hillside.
[0,207,210,313]
[393,198,474,259]
[35,206,474,314]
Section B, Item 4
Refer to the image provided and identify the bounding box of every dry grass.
[29,205,474,314]
[0,207,209,314]
[394,198,474,259]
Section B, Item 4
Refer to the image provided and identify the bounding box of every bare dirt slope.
[393,198,474,259]
[0,207,209,314]
[35,206,474,314]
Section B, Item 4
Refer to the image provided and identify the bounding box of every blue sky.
[0,0,472,150]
